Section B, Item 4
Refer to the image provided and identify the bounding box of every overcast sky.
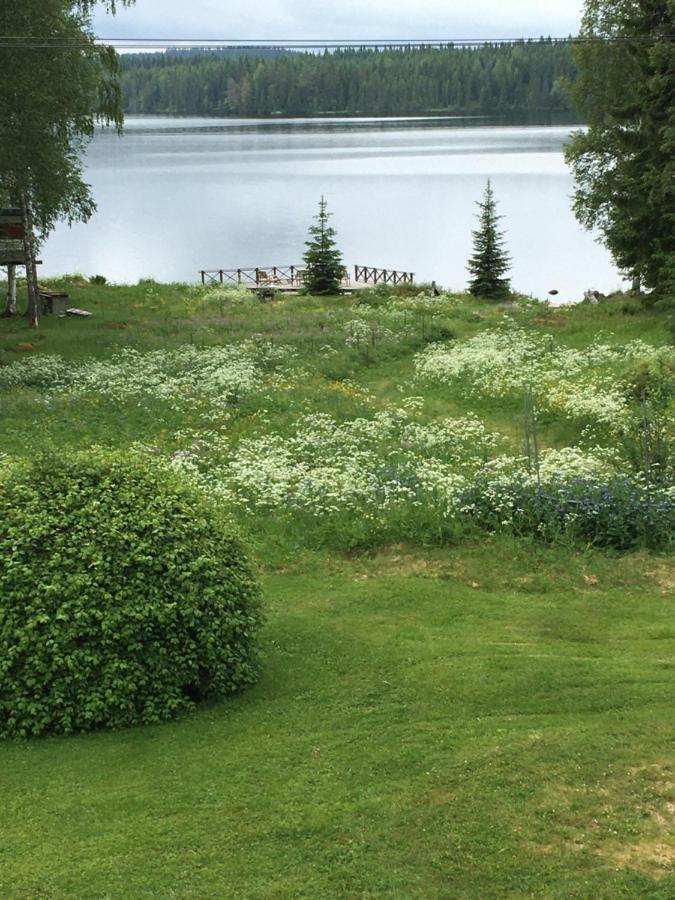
[93,1,584,42]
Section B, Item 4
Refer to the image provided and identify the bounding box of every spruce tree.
[467,179,511,299]
[302,196,344,295]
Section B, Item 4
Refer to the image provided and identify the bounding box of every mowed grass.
[1,281,673,897]
[1,543,674,898]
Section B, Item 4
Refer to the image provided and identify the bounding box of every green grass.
[1,281,673,896]
[1,543,674,898]
[0,279,668,461]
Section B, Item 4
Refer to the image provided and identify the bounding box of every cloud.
[93,0,583,41]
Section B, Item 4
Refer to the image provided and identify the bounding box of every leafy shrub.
[458,475,674,551]
[0,452,263,739]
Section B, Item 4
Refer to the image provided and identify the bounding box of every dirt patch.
[342,545,447,578]
[612,840,675,877]
[604,764,674,877]
[535,763,674,878]
[370,553,445,577]
[645,561,675,595]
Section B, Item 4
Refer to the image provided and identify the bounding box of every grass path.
[2,547,673,898]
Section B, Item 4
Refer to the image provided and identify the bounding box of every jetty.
[199,264,415,293]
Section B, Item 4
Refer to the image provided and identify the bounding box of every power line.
[0,34,673,50]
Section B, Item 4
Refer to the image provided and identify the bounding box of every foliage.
[458,473,673,550]
[0,340,293,404]
[467,180,512,299]
[201,285,259,306]
[0,451,262,738]
[121,41,578,117]
[415,322,669,430]
[302,197,344,295]
[620,355,675,483]
[0,0,128,237]
[564,0,675,294]
[0,282,672,555]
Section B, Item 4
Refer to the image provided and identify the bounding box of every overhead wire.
[0,34,674,50]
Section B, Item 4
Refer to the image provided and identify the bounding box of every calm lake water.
[42,116,625,301]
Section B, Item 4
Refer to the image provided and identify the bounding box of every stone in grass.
[66,307,93,317]
[0,450,263,739]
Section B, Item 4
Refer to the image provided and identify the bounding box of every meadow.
[0,278,673,897]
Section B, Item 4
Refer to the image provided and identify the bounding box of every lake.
[42,116,625,301]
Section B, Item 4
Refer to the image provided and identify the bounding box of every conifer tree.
[467,179,511,299]
[302,196,344,295]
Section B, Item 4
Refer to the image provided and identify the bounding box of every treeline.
[122,42,578,117]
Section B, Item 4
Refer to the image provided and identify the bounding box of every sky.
[92,1,584,44]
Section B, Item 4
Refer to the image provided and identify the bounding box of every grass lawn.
[2,544,673,898]
[0,281,673,896]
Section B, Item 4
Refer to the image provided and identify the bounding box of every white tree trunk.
[21,194,39,328]
[3,264,17,316]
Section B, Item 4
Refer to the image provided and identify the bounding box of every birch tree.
[0,0,134,325]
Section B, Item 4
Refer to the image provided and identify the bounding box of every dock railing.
[354,265,415,285]
[200,266,306,287]
[199,265,414,289]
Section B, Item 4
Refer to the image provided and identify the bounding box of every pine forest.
[122,41,578,117]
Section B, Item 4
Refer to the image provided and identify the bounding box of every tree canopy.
[0,1,130,235]
[122,41,577,118]
[564,0,675,294]
[0,0,133,322]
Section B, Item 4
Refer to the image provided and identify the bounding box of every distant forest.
[121,42,578,117]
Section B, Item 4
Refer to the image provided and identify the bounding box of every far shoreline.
[119,110,586,126]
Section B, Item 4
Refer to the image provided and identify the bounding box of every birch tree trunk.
[21,193,39,328]
[3,264,17,316]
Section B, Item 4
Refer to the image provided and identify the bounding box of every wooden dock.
[199,264,415,293]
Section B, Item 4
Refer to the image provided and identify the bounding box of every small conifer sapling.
[467,179,511,299]
[303,196,344,295]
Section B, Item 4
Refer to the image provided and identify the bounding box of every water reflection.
[43,116,623,300]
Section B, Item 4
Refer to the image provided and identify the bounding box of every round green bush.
[0,451,263,738]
